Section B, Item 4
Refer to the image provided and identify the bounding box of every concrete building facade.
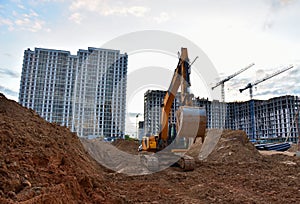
[225,95,300,142]
[144,90,299,142]
[144,90,179,135]
[19,47,127,138]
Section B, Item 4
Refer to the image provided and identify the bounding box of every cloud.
[228,77,251,88]
[69,0,150,17]
[0,85,18,98]
[13,10,45,32]
[256,69,265,77]
[17,4,25,9]
[68,12,83,24]
[254,89,285,97]
[0,4,47,32]
[0,68,20,78]
[263,0,296,30]
[126,6,149,17]
[153,12,170,24]
[0,17,14,31]
[228,65,300,99]
[3,53,12,57]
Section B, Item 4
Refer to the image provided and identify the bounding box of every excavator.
[140,48,207,171]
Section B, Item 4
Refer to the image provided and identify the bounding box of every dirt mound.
[1,92,299,203]
[188,129,262,163]
[205,129,263,163]
[112,139,139,155]
[0,93,117,203]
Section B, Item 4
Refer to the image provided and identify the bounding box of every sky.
[0,0,300,136]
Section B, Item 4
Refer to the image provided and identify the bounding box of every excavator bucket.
[176,106,207,142]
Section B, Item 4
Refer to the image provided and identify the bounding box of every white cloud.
[0,17,14,30]
[125,6,149,17]
[17,4,25,9]
[1,9,47,32]
[69,12,83,24]
[104,6,149,17]
[14,12,45,32]
[153,12,170,24]
[29,10,39,17]
[0,85,18,99]
[69,0,150,17]
[263,0,297,30]
[256,69,266,78]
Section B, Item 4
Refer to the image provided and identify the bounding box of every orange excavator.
[140,48,207,171]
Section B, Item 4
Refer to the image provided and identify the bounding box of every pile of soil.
[0,94,118,203]
[1,93,299,203]
[112,139,139,155]
[205,129,263,163]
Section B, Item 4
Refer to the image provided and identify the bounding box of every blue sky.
[1,0,300,134]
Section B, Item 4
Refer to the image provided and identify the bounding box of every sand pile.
[0,93,116,203]
[205,130,263,163]
[112,139,139,155]
[188,129,262,163]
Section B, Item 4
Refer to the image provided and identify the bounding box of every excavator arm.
[159,48,192,147]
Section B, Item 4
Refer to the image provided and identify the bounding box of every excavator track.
[178,155,195,171]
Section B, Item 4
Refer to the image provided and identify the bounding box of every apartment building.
[19,47,127,138]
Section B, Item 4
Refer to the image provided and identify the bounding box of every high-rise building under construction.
[19,47,127,138]
[144,90,299,142]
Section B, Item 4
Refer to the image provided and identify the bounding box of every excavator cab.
[141,135,158,151]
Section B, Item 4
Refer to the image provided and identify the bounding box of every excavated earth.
[0,93,300,203]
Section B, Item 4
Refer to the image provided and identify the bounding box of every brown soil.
[112,139,139,155]
[205,129,263,163]
[0,94,116,203]
[288,143,300,152]
[1,93,300,203]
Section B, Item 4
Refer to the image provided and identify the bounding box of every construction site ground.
[0,93,299,203]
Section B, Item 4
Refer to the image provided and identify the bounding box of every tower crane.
[212,63,255,102]
[239,65,294,99]
[239,65,294,140]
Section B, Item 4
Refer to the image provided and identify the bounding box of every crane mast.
[212,63,255,102]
